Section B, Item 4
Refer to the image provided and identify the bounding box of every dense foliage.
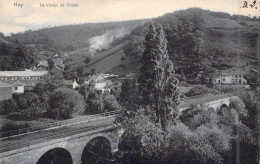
[122,8,260,81]
[115,20,257,164]
[48,88,86,119]
[138,23,180,128]
[0,42,35,71]
[186,85,221,97]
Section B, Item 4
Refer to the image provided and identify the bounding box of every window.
[14,87,18,90]
[239,75,241,78]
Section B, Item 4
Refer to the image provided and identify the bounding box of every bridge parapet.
[0,123,122,164]
[0,110,120,140]
[179,93,237,112]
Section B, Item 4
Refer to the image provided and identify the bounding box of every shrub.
[48,88,86,119]
[186,86,220,97]
[0,99,17,115]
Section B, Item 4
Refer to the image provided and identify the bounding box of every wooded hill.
[8,20,147,51]
[4,8,260,78]
[122,8,260,77]
[0,36,36,71]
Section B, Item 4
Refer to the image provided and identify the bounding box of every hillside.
[0,36,36,71]
[122,8,260,77]
[8,20,147,51]
[65,42,126,74]
[3,8,260,79]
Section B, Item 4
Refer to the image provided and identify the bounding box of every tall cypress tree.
[138,22,180,128]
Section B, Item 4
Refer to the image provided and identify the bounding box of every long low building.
[0,70,48,81]
[0,70,49,94]
[0,81,12,101]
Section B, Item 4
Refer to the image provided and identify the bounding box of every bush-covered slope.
[0,40,36,71]
[123,8,260,76]
[8,20,146,51]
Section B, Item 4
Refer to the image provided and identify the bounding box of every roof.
[63,80,75,85]
[87,74,104,83]
[4,80,40,87]
[0,71,48,77]
[12,80,24,86]
[217,69,244,76]
[0,81,12,88]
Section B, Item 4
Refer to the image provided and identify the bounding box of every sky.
[0,0,259,35]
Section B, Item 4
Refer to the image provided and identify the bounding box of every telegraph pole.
[235,124,240,164]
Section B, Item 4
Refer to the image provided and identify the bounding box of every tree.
[23,92,41,119]
[76,67,84,77]
[47,59,55,70]
[186,85,220,97]
[138,22,180,128]
[119,79,139,111]
[48,88,86,119]
[0,98,17,115]
[86,91,104,114]
[116,108,167,164]
[84,57,91,64]
[102,93,121,112]
[240,90,260,164]
[91,68,96,74]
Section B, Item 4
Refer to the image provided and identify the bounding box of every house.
[63,80,79,89]
[84,74,113,94]
[37,60,48,68]
[53,58,65,70]
[0,70,49,90]
[215,69,247,85]
[11,80,24,94]
[0,81,12,101]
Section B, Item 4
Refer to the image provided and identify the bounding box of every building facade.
[0,70,49,92]
[215,70,247,84]
[84,74,112,94]
[0,82,12,101]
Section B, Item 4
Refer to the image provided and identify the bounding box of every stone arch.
[81,136,112,164]
[36,147,72,164]
[218,103,228,114]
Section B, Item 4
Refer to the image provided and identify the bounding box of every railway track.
[0,121,115,154]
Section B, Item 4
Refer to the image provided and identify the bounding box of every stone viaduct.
[0,93,239,164]
[0,124,123,164]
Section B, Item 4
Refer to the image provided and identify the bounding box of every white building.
[215,69,247,85]
[0,70,48,81]
[12,80,24,94]
[84,74,113,94]
[63,80,79,89]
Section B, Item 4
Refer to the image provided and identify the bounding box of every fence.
[0,110,120,140]
[0,122,116,155]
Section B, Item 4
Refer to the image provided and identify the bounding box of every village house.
[84,74,113,94]
[63,80,79,89]
[215,69,247,85]
[0,81,12,101]
[54,58,65,71]
[11,80,24,94]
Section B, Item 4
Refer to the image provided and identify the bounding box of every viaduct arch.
[0,127,121,164]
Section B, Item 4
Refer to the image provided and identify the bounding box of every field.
[65,42,127,74]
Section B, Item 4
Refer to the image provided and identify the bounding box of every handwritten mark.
[241,0,258,9]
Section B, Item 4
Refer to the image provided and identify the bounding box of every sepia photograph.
[0,0,259,163]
